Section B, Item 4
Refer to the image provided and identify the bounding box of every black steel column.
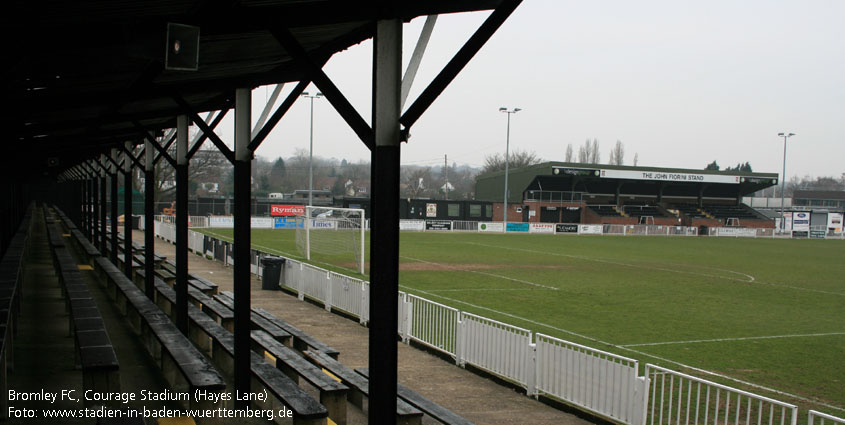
[144,140,156,299]
[233,88,252,408]
[84,175,91,237]
[91,171,100,247]
[175,116,189,334]
[92,172,99,243]
[111,149,119,263]
[100,172,107,251]
[123,143,133,277]
[369,19,402,424]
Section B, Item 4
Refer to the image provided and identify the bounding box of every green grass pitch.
[198,228,845,414]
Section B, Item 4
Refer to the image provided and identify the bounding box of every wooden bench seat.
[184,304,329,424]
[210,294,290,343]
[303,350,422,425]
[217,291,339,359]
[356,368,474,425]
[90,256,226,408]
[252,330,348,424]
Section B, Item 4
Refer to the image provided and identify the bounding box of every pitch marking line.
[468,242,845,296]
[426,288,556,292]
[399,255,559,290]
[621,332,845,347]
[467,242,756,282]
[401,285,845,413]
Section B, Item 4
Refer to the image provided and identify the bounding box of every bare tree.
[565,143,574,162]
[151,148,229,203]
[608,140,625,165]
[577,138,600,164]
[481,150,543,174]
[633,152,639,166]
[401,166,432,198]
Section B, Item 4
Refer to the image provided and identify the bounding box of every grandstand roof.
[476,162,779,203]
[3,0,505,178]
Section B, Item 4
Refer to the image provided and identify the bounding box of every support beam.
[269,26,374,150]
[144,137,156,300]
[111,149,119,264]
[252,84,284,137]
[248,80,310,152]
[400,0,521,129]
[369,19,402,424]
[175,115,190,335]
[123,142,133,277]
[187,108,230,160]
[173,96,236,164]
[401,15,437,110]
[92,164,99,245]
[99,159,107,251]
[233,87,252,409]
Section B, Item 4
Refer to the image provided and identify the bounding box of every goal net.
[295,206,366,274]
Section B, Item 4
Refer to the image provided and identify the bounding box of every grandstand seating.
[622,204,667,218]
[671,204,709,219]
[704,205,760,220]
[588,205,623,217]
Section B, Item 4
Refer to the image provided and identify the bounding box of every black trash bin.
[261,256,286,290]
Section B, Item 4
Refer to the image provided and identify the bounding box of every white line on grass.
[621,332,845,347]
[399,255,560,290]
[467,242,756,283]
[426,288,557,292]
[401,285,845,413]
[468,242,845,296]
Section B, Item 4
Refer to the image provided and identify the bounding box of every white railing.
[645,364,798,425]
[151,224,835,425]
[327,271,367,319]
[406,294,459,357]
[452,220,481,232]
[809,410,845,425]
[459,312,534,390]
[536,334,644,424]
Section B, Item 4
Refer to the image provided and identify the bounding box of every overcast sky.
[212,0,844,179]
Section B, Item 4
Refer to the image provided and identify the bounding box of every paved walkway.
[136,230,592,425]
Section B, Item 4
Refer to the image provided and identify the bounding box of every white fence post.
[297,262,305,300]
[325,270,332,311]
[526,342,537,397]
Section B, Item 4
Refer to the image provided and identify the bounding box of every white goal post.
[295,206,366,274]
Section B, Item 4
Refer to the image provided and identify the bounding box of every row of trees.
[563,139,638,166]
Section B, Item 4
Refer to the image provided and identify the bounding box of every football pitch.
[198,228,845,414]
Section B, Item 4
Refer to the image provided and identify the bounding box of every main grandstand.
[475,162,779,228]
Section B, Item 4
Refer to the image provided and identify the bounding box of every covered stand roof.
[476,162,779,203]
[3,0,505,177]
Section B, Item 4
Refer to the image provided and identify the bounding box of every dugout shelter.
[476,162,779,228]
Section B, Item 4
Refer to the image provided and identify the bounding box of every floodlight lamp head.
[316,92,323,98]
[788,133,795,137]
[301,92,309,97]
[514,108,522,112]
[778,133,784,136]
[499,107,507,112]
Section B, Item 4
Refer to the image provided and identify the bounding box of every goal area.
[295,206,366,274]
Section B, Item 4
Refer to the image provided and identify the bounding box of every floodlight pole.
[500,107,520,223]
[778,132,794,233]
[302,92,323,206]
